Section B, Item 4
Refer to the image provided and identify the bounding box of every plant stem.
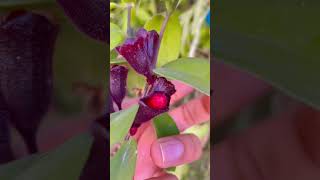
[152,12,171,69]
[189,9,209,57]
[127,4,134,37]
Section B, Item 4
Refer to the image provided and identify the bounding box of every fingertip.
[151,134,202,168]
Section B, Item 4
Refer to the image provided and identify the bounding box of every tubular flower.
[130,77,176,135]
[116,28,159,83]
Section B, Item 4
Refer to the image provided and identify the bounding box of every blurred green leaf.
[144,13,182,67]
[214,0,320,109]
[122,0,136,3]
[183,122,210,141]
[110,23,125,50]
[110,139,137,180]
[153,113,179,138]
[127,67,146,95]
[110,2,117,10]
[0,0,53,7]
[110,105,139,146]
[161,0,181,13]
[53,21,107,113]
[0,133,93,180]
[110,58,127,65]
[154,58,210,95]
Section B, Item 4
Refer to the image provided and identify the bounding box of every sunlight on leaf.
[110,139,137,180]
[110,105,139,146]
[154,58,210,95]
[110,23,124,50]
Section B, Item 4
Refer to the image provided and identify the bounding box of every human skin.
[122,81,210,180]
[212,62,320,180]
[213,103,320,180]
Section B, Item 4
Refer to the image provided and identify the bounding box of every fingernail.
[159,138,184,164]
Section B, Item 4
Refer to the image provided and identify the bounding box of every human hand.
[123,81,210,180]
[212,62,320,180]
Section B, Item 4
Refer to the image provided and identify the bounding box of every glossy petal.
[130,77,176,134]
[110,65,128,110]
[57,0,108,42]
[0,11,58,154]
[148,77,176,97]
[116,29,159,82]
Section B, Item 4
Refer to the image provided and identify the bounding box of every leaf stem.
[127,4,134,37]
[152,12,171,69]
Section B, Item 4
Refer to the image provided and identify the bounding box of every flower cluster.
[110,29,176,135]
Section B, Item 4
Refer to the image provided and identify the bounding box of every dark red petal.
[130,77,176,130]
[116,28,159,82]
[56,0,108,42]
[149,77,176,96]
[0,11,58,154]
[110,65,128,110]
[131,99,168,129]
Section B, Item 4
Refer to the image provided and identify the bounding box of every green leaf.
[110,2,117,10]
[110,58,127,65]
[122,0,136,3]
[110,139,137,180]
[110,49,127,65]
[153,113,179,138]
[110,23,125,50]
[0,133,93,180]
[127,67,146,96]
[53,20,107,114]
[0,155,38,179]
[110,105,139,146]
[154,58,210,95]
[214,0,320,109]
[144,13,182,67]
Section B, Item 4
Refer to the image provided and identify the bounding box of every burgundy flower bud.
[130,77,176,135]
[116,29,159,83]
[57,0,108,42]
[0,11,58,154]
[110,65,128,110]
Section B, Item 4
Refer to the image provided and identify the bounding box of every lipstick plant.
[110,1,210,179]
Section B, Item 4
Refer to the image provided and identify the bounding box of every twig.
[127,4,134,37]
[188,9,209,57]
[152,12,171,68]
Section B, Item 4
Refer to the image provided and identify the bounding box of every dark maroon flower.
[130,77,176,135]
[110,65,128,110]
[0,94,14,164]
[116,29,159,83]
[108,92,115,113]
[56,0,108,42]
[0,11,58,154]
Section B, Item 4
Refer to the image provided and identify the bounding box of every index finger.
[169,95,210,131]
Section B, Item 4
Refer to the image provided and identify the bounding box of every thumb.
[150,134,202,168]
